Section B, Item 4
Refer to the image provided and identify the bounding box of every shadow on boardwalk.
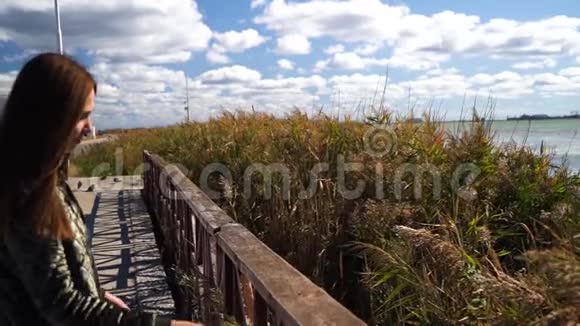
[70,176,174,318]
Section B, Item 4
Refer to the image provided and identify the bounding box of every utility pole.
[55,0,71,180]
[54,0,64,54]
[184,73,190,122]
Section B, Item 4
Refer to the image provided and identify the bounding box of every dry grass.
[73,109,580,324]
[67,162,81,177]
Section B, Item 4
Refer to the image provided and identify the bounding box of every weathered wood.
[142,151,365,326]
[69,176,173,317]
[253,287,268,326]
[219,246,245,324]
[240,273,256,325]
[148,154,235,233]
[216,224,365,326]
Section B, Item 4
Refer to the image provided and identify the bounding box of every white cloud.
[0,0,212,64]
[0,72,15,118]
[425,67,460,76]
[251,0,268,9]
[327,72,471,113]
[324,44,345,55]
[86,62,191,128]
[255,0,580,68]
[354,43,382,55]
[255,0,407,42]
[91,62,185,94]
[218,75,327,116]
[534,72,580,95]
[331,52,389,70]
[234,75,326,95]
[200,65,263,84]
[212,29,267,53]
[512,58,557,70]
[88,62,324,128]
[469,71,535,98]
[332,52,366,70]
[0,71,16,96]
[5,58,579,129]
[275,34,311,55]
[313,60,330,72]
[559,66,580,77]
[328,69,580,105]
[328,73,404,105]
[316,51,443,72]
[97,83,121,100]
[206,50,231,64]
[399,73,470,98]
[188,70,328,119]
[206,29,266,64]
[0,1,54,12]
[470,71,523,86]
[86,61,330,128]
[277,59,295,70]
[1,50,37,63]
[388,51,449,71]
[533,73,570,86]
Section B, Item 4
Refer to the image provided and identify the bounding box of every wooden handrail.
[142,151,365,326]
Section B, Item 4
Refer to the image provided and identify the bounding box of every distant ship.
[507,111,580,121]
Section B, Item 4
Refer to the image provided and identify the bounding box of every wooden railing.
[143,151,365,326]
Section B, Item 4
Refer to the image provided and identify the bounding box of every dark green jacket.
[0,180,170,326]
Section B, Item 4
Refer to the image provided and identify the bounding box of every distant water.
[443,119,580,172]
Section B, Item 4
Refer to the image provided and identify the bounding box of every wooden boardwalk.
[143,152,366,325]
[66,150,365,325]
[67,175,174,318]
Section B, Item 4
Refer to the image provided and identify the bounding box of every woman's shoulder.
[57,183,86,223]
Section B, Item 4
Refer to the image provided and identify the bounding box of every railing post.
[218,246,244,324]
[253,287,268,326]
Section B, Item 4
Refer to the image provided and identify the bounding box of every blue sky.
[1,0,579,129]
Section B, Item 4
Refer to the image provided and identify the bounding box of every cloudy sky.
[0,0,579,129]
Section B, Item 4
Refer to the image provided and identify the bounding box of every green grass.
[73,110,580,325]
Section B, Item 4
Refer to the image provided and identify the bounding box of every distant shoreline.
[506,113,580,121]
[444,117,579,123]
[405,118,580,124]
[96,116,579,132]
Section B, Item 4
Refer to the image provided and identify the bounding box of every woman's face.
[66,89,94,153]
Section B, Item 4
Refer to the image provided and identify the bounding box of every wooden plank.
[216,224,365,326]
[71,176,174,317]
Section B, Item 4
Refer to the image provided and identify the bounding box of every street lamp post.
[184,73,190,122]
[54,0,64,54]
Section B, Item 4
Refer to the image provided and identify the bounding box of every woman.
[0,53,199,326]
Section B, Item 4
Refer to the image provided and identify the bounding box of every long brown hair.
[0,53,97,240]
